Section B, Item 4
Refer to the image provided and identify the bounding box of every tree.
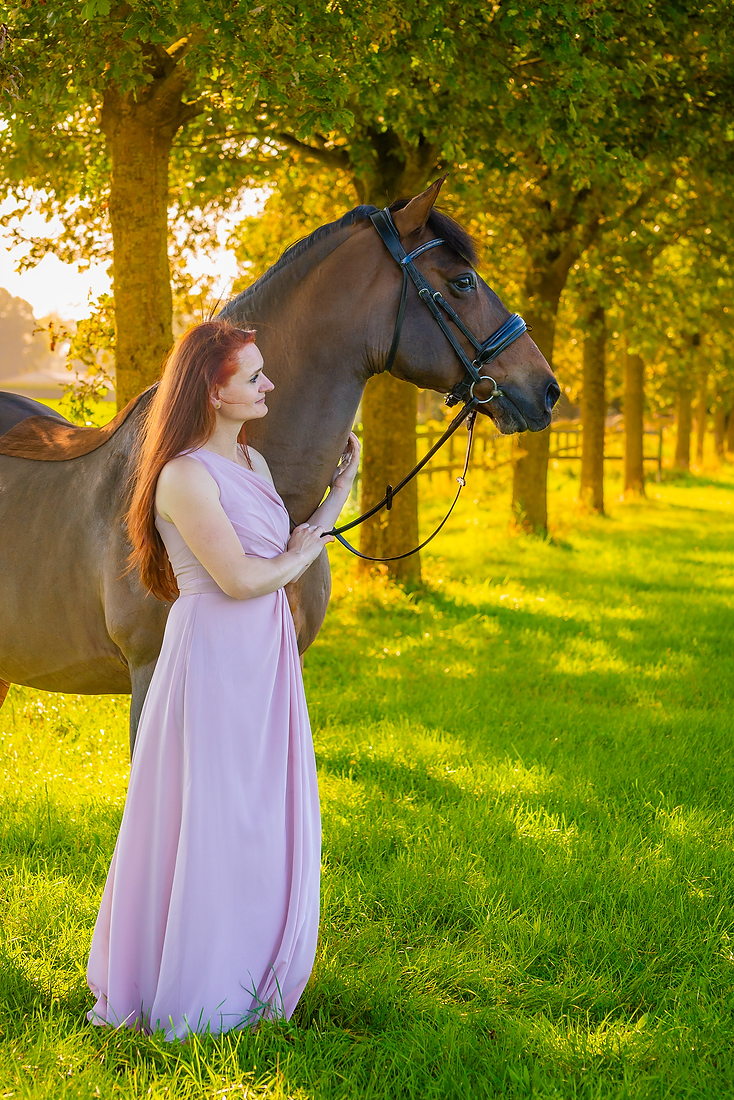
[239,2,669,550]
[4,0,531,580]
[623,349,646,496]
[675,369,695,469]
[578,290,606,513]
[1,1,365,406]
[240,4,515,579]
[564,167,734,494]
[459,0,734,528]
[7,0,734,551]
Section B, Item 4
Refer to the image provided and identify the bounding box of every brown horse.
[0,181,558,751]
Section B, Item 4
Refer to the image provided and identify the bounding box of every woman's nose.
[261,376,275,391]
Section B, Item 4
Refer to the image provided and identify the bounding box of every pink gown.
[87,449,320,1040]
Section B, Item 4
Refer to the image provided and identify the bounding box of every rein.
[329,402,477,562]
[325,206,529,562]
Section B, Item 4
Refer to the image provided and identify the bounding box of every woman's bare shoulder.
[156,455,220,515]
[247,447,275,486]
[158,453,214,486]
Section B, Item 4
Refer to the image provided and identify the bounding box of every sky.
[0,190,266,321]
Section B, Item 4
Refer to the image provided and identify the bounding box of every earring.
[214,400,221,409]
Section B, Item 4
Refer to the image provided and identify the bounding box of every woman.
[87,320,359,1040]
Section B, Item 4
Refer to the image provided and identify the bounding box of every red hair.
[127,320,257,601]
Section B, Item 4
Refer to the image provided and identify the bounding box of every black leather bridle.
[326,207,530,562]
[369,208,528,408]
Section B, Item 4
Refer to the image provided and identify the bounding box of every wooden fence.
[548,423,665,481]
[354,421,666,483]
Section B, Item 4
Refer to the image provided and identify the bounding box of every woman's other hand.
[330,432,360,493]
[288,523,334,566]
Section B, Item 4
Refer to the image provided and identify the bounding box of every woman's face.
[214,343,274,423]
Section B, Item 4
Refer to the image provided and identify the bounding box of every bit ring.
[468,375,502,404]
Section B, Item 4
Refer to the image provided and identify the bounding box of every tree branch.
[276,132,351,170]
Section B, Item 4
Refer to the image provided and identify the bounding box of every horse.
[0,180,558,753]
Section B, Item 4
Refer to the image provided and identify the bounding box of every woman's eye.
[452,274,476,292]
[250,373,260,383]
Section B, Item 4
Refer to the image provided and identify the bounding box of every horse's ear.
[391,176,447,238]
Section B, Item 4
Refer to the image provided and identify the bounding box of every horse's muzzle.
[491,378,559,434]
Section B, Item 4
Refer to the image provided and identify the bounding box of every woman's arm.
[305,432,361,532]
[155,456,329,600]
[249,434,360,535]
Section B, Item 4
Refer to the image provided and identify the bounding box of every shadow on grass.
[660,470,734,491]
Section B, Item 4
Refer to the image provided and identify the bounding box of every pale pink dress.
[87,449,320,1040]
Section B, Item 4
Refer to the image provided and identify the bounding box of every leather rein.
[325,207,529,562]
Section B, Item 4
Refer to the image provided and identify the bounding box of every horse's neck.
[226,272,368,524]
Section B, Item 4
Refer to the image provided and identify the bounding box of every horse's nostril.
[545,380,561,411]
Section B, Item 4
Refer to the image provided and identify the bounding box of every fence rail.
[548,425,664,481]
[353,421,666,483]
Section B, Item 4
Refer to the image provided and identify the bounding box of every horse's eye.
[452,274,476,292]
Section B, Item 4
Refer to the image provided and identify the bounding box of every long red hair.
[127,321,257,602]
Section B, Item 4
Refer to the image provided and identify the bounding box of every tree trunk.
[727,405,734,455]
[511,305,557,532]
[351,129,438,207]
[713,399,726,458]
[358,373,420,582]
[353,137,437,582]
[674,384,693,470]
[101,63,194,408]
[579,297,606,513]
[694,360,708,466]
[511,185,607,534]
[624,349,645,497]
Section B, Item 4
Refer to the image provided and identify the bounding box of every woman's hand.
[287,522,334,568]
[330,432,361,493]
[301,432,360,536]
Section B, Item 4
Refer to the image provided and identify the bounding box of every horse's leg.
[0,679,9,709]
[128,660,157,759]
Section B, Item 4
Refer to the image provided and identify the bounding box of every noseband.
[326,207,529,562]
[370,208,528,407]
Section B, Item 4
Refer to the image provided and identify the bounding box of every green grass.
[2,463,734,1099]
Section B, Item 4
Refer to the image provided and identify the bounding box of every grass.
[1,461,734,1098]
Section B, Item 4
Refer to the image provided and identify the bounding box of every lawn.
[1,462,733,1098]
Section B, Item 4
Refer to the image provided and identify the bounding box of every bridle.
[326,207,529,561]
[369,208,528,409]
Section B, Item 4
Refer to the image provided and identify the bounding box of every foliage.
[0,22,20,100]
[547,174,734,419]
[231,161,358,288]
[2,466,734,1097]
[4,1,734,511]
[0,0,406,262]
[33,294,116,423]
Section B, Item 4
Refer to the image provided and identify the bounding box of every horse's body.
[0,183,558,750]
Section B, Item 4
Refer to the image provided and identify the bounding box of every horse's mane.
[235,205,379,302]
[224,201,479,313]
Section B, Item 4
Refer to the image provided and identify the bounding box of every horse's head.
[360,178,559,433]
